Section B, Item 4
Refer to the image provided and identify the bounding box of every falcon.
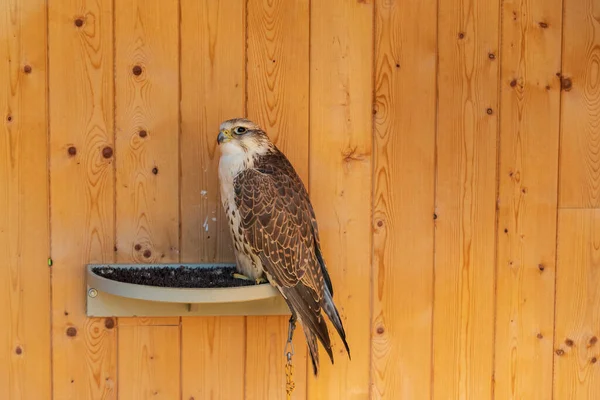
[216,118,350,375]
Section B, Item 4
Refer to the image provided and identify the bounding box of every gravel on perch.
[91,265,257,288]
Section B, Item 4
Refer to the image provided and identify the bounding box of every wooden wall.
[1,0,599,399]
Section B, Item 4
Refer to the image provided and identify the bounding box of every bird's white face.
[217,118,271,159]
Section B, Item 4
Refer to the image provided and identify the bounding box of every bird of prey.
[216,118,350,375]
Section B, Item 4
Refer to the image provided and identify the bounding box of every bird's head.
[217,118,272,157]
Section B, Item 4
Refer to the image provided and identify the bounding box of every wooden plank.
[371,0,436,399]
[433,0,499,398]
[245,0,309,398]
[0,0,51,397]
[118,325,181,399]
[179,0,246,398]
[308,0,373,398]
[114,0,181,392]
[48,0,117,398]
[554,209,600,399]
[494,1,562,399]
[559,0,600,208]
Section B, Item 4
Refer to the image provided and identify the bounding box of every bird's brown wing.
[233,151,335,370]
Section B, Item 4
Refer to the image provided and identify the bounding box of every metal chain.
[285,319,296,399]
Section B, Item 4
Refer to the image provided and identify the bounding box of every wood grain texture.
[371,0,436,398]
[494,1,562,399]
[246,316,308,400]
[246,0,309,398]
[114,0,179,265]
[308,0,373,398]
[48,0,117,398]
[559,0,600,208]
[114,0,181,392]
[118,325,181,399]
[0,0,51,398]
[179,0,246,398]
[434,0,499,398]
[554,209,600,399]
[181,317,245,400]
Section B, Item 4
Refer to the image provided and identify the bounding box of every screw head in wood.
[88,288,98,298]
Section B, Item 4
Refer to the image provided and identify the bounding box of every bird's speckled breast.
[218,153,265,280]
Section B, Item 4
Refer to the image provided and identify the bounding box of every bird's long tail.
[323,288,351,359]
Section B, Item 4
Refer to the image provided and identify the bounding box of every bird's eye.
[234,127,247,135]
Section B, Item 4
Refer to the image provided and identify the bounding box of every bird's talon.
[233,273,252,281]
[255,277,267,285]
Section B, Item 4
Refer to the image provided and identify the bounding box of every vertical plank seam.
[45,0,54,397]
[551,1,567,398]
[430,0,441,397]
[306,0,313,395]
[177,1,183,399]
[369,1,377,399]
[112,0,119,396]
[491,1,505,398]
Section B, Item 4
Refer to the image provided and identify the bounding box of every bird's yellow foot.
[232,273,267,285]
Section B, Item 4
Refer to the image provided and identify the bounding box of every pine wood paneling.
[372,0,437,398]
[114,0,181,393]
[559,0,600,208]
[554,209,600,399]
[494,1,562,399]
[433,0,499,398]
[118,325,181,399]
[0,0,51,397]
[308,0,373,398]
[245,0,309,398]
[179,0,246,398]
[48,0,117,397]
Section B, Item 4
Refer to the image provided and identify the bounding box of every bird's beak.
[217,130,231,144]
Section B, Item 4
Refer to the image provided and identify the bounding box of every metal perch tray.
[86,263,290,317]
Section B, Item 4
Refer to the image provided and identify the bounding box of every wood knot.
[102,146,113,159]
[486,108,493,115]
[74,18,84,27]
[510,79,517,87]
[539,21,548,29]
[592,357,598,364]
[376,220,384,227]
[555,349,565,356]
[561,77,572,91]
[458,32,465,39]
[342,146,367,163]
[538,264,545,272]
[488,53,496,60]
[67,146,77,156]
[590,336,598,346]
[23,65,32,74]
[134,244,142,251]
[104,318,115,329]
[537,333,544,339]
[139,130,148,138]
[15,346,23,355]
[143,249,152,258]
[132,65,143,76]
[565,338,574,347]
[152,167,159,175]
[376,326,384,334]
[66,327,77,337]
